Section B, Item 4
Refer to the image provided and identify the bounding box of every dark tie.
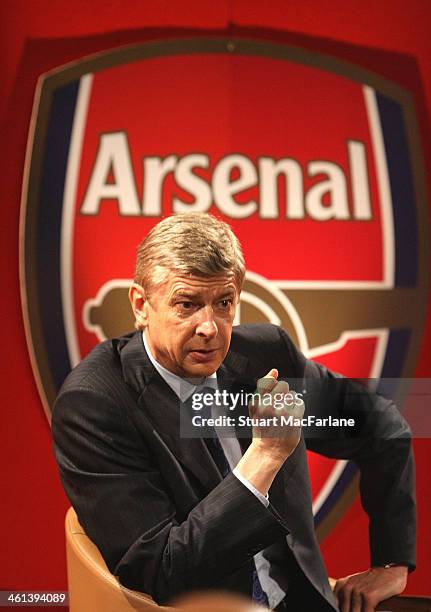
[204,436,231,478]
[197,387,269,608]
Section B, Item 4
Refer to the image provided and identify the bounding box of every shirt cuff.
[232,468,270,508]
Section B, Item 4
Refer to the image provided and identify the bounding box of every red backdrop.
[1,0,430,598]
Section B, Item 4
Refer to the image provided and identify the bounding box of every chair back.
[65,507,174,611]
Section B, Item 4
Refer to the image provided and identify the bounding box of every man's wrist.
[235,442,286,496]
[372,564,409,574]
[249,438,290,465]
[232,467,270,507]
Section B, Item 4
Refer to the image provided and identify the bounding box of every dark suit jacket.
[52,325,415,610]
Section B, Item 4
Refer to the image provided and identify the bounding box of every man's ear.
[128,283,148,328]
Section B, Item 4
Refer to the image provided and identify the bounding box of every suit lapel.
[120,333,221,492]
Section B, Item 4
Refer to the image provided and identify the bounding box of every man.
[52,213,414,611]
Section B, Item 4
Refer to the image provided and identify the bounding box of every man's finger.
[351,589,362,612]
[363,594,377,612]
[337,586,351,612]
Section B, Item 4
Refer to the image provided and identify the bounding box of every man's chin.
[183,355,223,378]
[184,365,219,378]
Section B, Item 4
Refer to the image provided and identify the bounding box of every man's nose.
[195,306,218,338]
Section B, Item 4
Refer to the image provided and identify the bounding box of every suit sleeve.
[277,326,416,570]
[52,387,288,603]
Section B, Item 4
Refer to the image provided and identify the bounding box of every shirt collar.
[142,332,218,402]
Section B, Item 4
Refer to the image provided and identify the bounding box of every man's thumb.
[265,368,278,379]
[256,368,279,393]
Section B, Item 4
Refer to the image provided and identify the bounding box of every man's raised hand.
[235,368,305,496]
[249,368,304,461]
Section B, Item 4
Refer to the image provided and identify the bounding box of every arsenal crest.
[20,37,429,538]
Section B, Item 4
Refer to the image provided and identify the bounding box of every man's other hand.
[333,566,408,612]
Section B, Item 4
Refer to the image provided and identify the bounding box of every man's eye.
[218,299,233,309]
[177,301,194,310]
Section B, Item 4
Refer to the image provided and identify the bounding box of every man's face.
[133,271,239,378]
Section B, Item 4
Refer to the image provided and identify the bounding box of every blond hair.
[134,213,245,298]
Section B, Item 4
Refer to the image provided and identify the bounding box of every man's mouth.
[188,348,219,360]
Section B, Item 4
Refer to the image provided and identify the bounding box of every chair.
[65,507,175,611]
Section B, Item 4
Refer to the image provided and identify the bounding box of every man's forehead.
[166,272,238,296]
